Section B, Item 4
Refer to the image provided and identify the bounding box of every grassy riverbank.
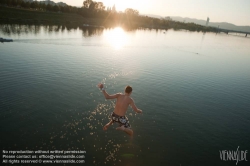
[0,6,105,26]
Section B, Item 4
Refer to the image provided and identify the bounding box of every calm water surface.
[0,25,250,166]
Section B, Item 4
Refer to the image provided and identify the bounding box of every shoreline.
[0,6,218,32]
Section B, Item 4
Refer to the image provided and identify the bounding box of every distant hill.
[142,14,163,19]
[141,14,250,33]
[169,16,250,33]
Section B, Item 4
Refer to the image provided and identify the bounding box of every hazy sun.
[104,27,127,49]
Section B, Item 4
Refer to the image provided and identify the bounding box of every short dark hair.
[125,86,132,94]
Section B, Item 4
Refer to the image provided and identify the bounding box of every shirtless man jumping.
[98,83,142,136]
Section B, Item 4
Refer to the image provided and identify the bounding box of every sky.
[44,0,250,26]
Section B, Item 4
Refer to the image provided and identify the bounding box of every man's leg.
[103,120,113,131]
[116,126,133,136]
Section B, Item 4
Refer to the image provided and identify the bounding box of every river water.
[0,24,250,166]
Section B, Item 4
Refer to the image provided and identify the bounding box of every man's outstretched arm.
[98,83,120,99]
[130,99,142,113]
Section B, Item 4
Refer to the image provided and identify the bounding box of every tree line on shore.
[0,0,217,32]
[0,0,74,13]
[0,0,140,19]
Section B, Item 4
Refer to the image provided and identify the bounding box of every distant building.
[112,4,116,13]
[206,17,210,26]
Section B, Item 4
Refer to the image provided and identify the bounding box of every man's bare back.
[97,83,142,136]
[113,94,133,116]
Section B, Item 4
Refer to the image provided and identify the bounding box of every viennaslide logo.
[220,146,248,165]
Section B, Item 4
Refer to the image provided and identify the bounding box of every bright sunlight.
[103,27,128,50]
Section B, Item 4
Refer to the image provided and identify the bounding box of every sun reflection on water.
[104,27,127,49]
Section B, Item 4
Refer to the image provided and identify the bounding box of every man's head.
[125,85,132,95]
